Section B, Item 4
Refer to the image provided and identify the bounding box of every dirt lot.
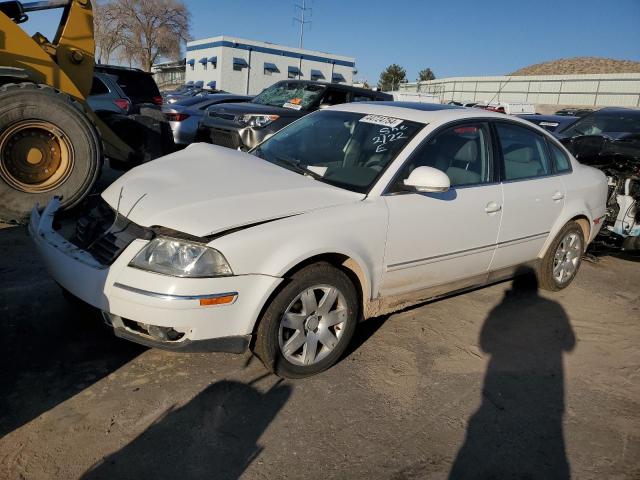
[1,216,639,479]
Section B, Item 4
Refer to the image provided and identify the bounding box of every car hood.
[101,143,364,237]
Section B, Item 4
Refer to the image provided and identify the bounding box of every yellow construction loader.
[0,0,168,223]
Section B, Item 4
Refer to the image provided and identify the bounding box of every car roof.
[594,107,640,117]
[519,114,578,122]
[95,64,150,75]
[175,93,250,107]
[329,101,523,125]
[270,79,391,97]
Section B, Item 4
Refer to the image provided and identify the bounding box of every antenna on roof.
[487,76,511,105]
[293,0,312,49]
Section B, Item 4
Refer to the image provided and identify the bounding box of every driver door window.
[396,122,493,189]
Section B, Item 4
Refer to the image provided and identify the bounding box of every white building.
[185,35,356,95]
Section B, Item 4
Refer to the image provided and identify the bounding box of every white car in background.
[30,103,607,378]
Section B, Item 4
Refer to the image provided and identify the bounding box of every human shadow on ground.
[82,377,292,480]
[449,267,576,480]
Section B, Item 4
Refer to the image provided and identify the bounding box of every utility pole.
[294,0,312,49]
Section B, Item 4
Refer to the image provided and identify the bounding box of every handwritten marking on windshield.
[372,124,409,153]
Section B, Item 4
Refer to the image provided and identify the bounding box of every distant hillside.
[510,57,640,76]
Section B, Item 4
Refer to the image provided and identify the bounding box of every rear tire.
[254,263,358,378]
[537,221,585,291]
[0,83,102,223]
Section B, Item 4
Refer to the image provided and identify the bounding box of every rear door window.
[104,70,160,104]
[90,77,110,95]
[548,141,572,173]
[495,122,552,181]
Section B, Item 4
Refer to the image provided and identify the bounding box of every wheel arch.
[539,212,593,258]
[249,252,372,338]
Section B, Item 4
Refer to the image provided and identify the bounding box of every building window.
[187,59,195,70]
[332,73,346,83]
[209,56,217,69]
[288,65,302,79]
[199,57,207,70]
[233,57,248,71]
[264,62,279,76]
[310,69,325,81]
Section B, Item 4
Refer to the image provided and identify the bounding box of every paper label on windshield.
[359,114,403,128]
[283,102,303,110]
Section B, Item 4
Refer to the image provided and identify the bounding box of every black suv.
[93,65,173,165]
[94,64,163,113]
[196,80,392,150]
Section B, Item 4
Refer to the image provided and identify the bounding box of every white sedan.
[30,102,607,377]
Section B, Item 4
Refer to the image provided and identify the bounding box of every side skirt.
[364,260,540,318]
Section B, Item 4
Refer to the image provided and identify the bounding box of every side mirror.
[318,103,332,110]
[403,166,450,193]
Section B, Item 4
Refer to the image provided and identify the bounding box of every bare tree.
[94,1,124,64]
[110,0,190,71]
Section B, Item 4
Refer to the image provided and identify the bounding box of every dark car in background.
[92,65,173,166]
[556,107,640,251]
[95,64,163,112]
[87,71,132,114]
[555,107,594,118]
[196,80,392,150]
[517,114,579,133]
[163,93,252,146]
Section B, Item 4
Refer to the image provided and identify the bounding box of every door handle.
[485,201,502,214]
[552,192,565,201]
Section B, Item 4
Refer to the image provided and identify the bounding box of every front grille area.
[208,111,237,121]
[211,128,242,150]
[74,199,154,266]
[211,128,242,149]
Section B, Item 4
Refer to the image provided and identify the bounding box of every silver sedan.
[162,93,251,146]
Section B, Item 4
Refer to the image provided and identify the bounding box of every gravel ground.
[1,216,639,479]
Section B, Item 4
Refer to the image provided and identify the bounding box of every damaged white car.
[31,103,607,377]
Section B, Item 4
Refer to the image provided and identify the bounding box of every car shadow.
[81,377,292,480]
[449,266,575,479]
[0,226,144,438]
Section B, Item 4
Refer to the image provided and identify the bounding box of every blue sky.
[23,0,640,83]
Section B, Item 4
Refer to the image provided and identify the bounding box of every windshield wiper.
[273,156,324,180]
[252,148,324,181]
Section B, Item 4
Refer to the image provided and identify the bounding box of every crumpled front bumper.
[29,199,282,352]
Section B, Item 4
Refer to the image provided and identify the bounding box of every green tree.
[377,64,407,91]
[417,68,436,82]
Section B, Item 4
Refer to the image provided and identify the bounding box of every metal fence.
[399,73,640,107]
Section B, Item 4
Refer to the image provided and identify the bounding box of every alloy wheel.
[553,232,582,284]
[278,284,348,366]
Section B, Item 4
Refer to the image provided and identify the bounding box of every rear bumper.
[30,199,282,351]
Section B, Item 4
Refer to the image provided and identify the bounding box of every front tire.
[254,263,358,378]
[0,83,102,223]
[538,221,585,291]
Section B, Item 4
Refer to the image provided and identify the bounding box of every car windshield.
[251,82,326,110]
[251,110,424,193]
[561,110,640,136]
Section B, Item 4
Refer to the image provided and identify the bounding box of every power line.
[293,0,312,49]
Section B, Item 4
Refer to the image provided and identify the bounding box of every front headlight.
[240,114,279,128]
[129,237,232,278]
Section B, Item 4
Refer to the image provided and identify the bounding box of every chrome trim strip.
[388,244,496,271]
[387,232,550,271]
[113,283,238,302]
[496,232,549,248]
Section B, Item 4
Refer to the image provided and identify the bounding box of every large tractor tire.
[0,83,102,224]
